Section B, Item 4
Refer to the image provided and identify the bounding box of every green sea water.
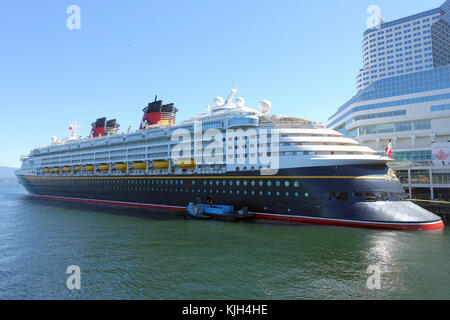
[0,182,449,299]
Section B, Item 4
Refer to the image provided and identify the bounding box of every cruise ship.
[16,88,444,230]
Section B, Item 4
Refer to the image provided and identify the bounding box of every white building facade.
[328,0,450,200]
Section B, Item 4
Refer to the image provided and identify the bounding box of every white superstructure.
[18,89,388,178]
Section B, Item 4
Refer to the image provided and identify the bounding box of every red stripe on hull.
[32,195,185,211]
[30,194,444,231]
[254,213,444,231]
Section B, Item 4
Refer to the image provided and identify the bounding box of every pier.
[410,199,450,225]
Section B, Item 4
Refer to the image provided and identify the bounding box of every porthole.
[229,180,233,186]
[267,181,272,187]
[294,181,300,187]
[275,181,280,187]
[284,181,290,187]
[251,180,255,186]
[285,192,289,196]
[236,181,240,186]
[243,181,248,186]
[276,191,280,196]
[259,181,263,187]
[305,192,309,197]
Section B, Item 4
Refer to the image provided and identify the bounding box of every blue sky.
[0,0,444,167]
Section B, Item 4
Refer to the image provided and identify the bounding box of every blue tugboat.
[187,197,254,221]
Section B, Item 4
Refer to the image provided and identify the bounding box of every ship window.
[259,181,263,187]
[210,180,213,185]
[203,181,207,185]
[353,192,363,198]
[276,191,280,196]
[216,180,220,186]
[251,180,255,186]
[229,181,233,186]
[364,192,376,201]
[294,181,300,187]
[285,192,289,196]
[268,191,271,196]
[259,191,263,196]
[336,192,348,201]
[251,191,255,195]
[222,180,226,186]
[236,190,240,195]
[275,181,281,187]
[244,190,247,195]
[236,181,240,186]
[295,192,299,197]
[305,192,309,197]
[284,181,290,187]
[243,181,248,186]
[192,180,195,185]
[229,190,233,194]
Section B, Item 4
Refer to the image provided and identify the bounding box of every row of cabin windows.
[52,179,302,188]
[327,191,406,201]
[53,184,309,197]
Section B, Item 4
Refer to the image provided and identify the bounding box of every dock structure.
[410,199,450,225]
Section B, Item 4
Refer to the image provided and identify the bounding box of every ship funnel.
[90,117,106,138]
[140,97,178,129]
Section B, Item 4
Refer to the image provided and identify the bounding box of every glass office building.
[327,0,450,200]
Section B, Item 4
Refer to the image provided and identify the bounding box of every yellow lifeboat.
[74,165,81,172]
[114,163,127,171]
[43,168,50,173]
[98,164,110,171]
[176,159,196,168]
[132,162,146,170]
[63,166,72,173]
[152,161,169,169]
[84,165,94,172]
[52,167,60,173]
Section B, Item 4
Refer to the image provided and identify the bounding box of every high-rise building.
[327,0,450,200]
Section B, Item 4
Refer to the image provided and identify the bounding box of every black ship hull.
[17,164,444,230]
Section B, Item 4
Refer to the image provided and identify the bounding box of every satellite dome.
[235,97,245,107]
[258,100,272,114]
[213,96,224,107]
